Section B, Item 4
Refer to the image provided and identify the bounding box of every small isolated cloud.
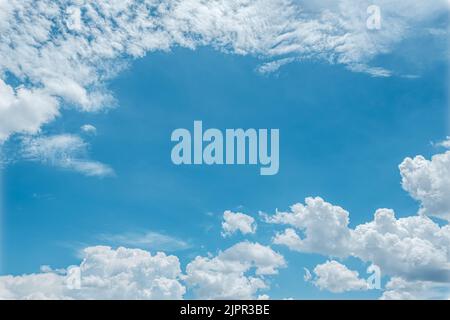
[435,137,450,149]
[222,210,257,237]
[99,231,191,251]
[80,124,97,135]
[20,134,114,177]
[307,260,369,293]
[185,241,285,299]
[0,246,185,299]
[257,58,295,75]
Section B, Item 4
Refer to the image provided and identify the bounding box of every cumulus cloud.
[0,79,59,142]
[0,246,186,299]
[268,199,450,284]
[352,209,450,282]
[265,197,352,257]
[258,139,450,299]
[185,241,285,299]
[307,260,369,293]
[399,151,450,221]
[0,0,446,141]
[222,210,257,237]
[20,134,114,177]
[381,277,450,300]
[80,124,97,135]
[0,242,285,300]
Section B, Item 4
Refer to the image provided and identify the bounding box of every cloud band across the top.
[0,0,448,141]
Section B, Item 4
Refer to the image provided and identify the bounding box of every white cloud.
[435,137,450,149]
[20,134,114,177]
[308,260,369,293]
[400,151,450,221]
[259,140,450,298]
[264,142,450,290]
[99,231,191,251]
[268,199,450,284]
[351,209,450,282]
[265,197,352,257]
[222,210,257,237]
[0,246,186,300]
[0,79,59,142]
[80,124,97,135]
[381,277,450,300]
[185,241,285,299]
[0,0,446,141]
[0,242,285,300]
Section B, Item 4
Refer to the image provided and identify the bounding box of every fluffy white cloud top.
[185,241,285,299]
[0,0,447,141]
[268,199,450,285]
[307,260,369,293]
[222,210,257,237]
[0,242,285,300]
[0,79,59,142]
[265,197,352,257]
[399,151,450,221]
[0,246,186,299]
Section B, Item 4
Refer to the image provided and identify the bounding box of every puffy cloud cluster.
[0,246,186,299]
[185,242,285,299]
[381,277,450,300]
[307,260,369,293]
[352,209,450,282]
[222,210,257,237]
[20,134,114,177]
[399,151,450,221]
[265,144,450,299]
[0,0,447,141]
[267,197,450,296]
[0,242,284,300]
[0,79,59,142]
[266,197,352,257]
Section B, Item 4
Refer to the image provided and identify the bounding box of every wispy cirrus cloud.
[98,231,191,252]
[20,134,114,177]
[0,0,447,142]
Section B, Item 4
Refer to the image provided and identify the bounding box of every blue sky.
[0,0,449,300]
